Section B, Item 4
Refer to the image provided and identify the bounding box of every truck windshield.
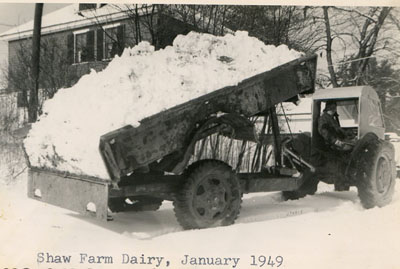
[321,99,359,127]
[336,99,359,127]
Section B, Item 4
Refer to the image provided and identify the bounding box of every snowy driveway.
[1,177,400,269]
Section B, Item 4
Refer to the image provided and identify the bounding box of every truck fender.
[345,132,380,178]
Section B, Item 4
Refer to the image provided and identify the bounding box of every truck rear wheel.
[356,139,396,209]
[173,160,242,229]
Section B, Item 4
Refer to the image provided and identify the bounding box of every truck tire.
[356,138,396,209]
[173,160,242,229]
[282,170,318,200]
[108,196,163,213]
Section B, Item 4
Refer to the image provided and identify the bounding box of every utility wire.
[327,56,376,67]
[327,53,400,68]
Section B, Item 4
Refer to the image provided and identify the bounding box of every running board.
[239,173,305,193]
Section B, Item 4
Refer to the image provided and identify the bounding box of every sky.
[0,3,68,68]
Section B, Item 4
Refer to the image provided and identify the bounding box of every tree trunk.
[355,7,392,85]
[29,3,43,123]
[323,7,339,88]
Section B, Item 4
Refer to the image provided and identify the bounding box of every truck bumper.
[27,168,110,221]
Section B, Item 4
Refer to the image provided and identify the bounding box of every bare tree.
[323,7,339,87]
[340,7,392,85]
[224,6,302,46]
[318,7,393,86]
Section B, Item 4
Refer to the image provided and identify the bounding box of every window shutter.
[86,30,95,61]
[67,33,74,64]
[97,29,104,61]
[117,24,125,56]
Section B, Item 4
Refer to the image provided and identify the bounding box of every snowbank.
[24,31,302,178]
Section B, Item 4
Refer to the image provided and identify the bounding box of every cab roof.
[312,86,379,101]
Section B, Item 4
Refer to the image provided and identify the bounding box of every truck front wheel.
[173,160,242,229]
[357,139,396,209]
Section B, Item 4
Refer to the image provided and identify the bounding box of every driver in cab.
[318,100,356,152]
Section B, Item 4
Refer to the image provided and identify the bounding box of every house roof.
[0,4,136,41]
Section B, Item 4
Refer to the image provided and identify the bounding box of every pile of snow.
[24,31,302,178]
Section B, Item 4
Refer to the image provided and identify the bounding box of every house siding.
[8,18,137,87]
[0,92,25,131]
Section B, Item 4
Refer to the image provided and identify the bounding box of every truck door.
[359,96,385,139]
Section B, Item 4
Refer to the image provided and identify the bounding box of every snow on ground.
[1,175,399,269]
[24,31,302,179]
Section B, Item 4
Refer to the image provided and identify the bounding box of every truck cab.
[311,85,385,144]
[283,85,395,203]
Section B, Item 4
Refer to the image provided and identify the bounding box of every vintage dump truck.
[27,54,396,229]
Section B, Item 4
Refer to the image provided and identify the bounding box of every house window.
[67,25,123,64]
[75,32,88,63]
[72,29,95,64]
[104,26,120,59]
[96,24,124,61]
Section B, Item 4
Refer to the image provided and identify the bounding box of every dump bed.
[99,54,317,181]
[26,54,317,221]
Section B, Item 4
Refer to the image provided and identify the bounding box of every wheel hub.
[193,177,229,220]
